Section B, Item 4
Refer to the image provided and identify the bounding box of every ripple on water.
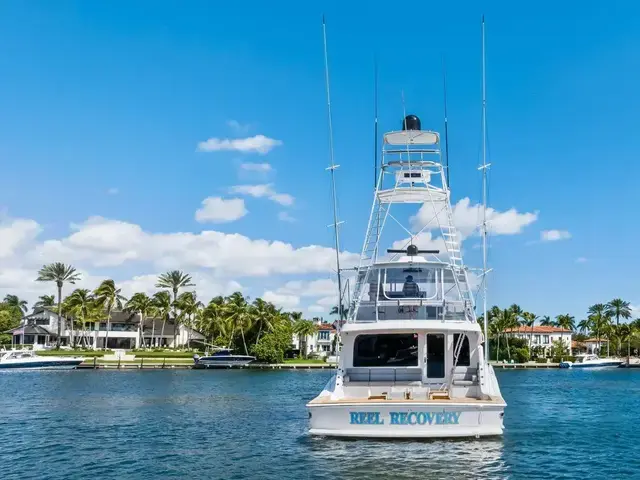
[1,368,639,479]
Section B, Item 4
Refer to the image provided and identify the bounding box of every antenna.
[480,15,491,364]
[374,57,379,189]
[442,56,450,189]
[322,16,345,326]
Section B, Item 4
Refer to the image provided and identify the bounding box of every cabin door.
[425,334,446,379]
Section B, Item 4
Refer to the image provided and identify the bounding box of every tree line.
[0,263,328,362]
[482,299,640,361]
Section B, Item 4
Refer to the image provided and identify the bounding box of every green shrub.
[251,321,293,364]
[512,347,529,364]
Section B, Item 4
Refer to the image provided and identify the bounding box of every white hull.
[308,402,504,438]
[560,360,622,368]
[0,359,83,370]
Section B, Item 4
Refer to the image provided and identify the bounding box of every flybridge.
[348,114,475,324]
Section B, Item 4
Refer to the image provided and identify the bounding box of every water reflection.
[305,436,507,479]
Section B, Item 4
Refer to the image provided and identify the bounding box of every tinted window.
[453,334,470,366]
[427,334,445,377]
[353,334,418,367]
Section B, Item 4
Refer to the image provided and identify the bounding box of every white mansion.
[6,307,204,349]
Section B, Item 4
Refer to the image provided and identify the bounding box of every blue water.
[1,369,639,479]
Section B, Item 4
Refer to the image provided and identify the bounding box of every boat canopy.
[384,130,439,146]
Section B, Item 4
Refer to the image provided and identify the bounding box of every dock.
[77,358,336,370]
[492,362,560,369]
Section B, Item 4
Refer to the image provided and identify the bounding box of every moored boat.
[308,18,504,439]
[560,354,622,368]
[193,348,255,369]
[0,349,84,370]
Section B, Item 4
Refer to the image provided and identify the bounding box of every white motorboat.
[193,348,255,368]
[560,354,622,368]
[0,349,84,370]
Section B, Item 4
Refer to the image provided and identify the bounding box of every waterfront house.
[6,307,204,350]
[292,318,337,358]
[502,325,573,356]
[584,337,608,355]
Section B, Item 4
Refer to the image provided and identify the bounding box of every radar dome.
[402,115,421,131]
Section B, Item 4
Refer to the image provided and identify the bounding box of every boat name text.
[349,411,461,426]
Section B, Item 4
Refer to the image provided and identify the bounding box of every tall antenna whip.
[322,16,345,326]
[480,15,491,364]
[442,56,450,189]
[374,58,379,189]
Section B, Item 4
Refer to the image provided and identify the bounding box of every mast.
[442,57,450,189]
[322,17,344,325]
[481,16,490,364]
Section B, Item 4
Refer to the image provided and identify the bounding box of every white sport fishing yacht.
[307,112,505,438]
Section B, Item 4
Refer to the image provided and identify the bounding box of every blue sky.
[0,1,639,320]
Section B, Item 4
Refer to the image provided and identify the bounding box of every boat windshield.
[354,265,469,321]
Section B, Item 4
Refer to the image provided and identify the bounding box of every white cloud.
[575,257,587,263]
[195,197,247,224]
[25,216,358,276]
[230,184,294,206]
[274,279,338,298]
[262,291,300,310]
[107,187,119,195]
[540,230,571,242]
[226,120,250,134]
[411,197,537,238]
[0,218,42,258]
[197,135,282,155]
[278,212,296,223]
[263,278,340,312]
[240,163,272,173]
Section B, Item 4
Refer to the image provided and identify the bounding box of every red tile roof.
[503,326,572,334]
[317,324,336,331]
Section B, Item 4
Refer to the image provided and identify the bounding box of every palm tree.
[65,289,94,348]
[617,324,634,364]
[606,298,631,355]
[200,297,228,346]
[521,312,537,359]
[174,291,203,348]
[3,294,28,313]
[152,291,172,348]
[251,298,276,345]
[125,293,154,349]
[94,280,126,350]
[156,271,195,347]
[225,292,252,355]
[34,294,55,308]
[540,315,554,327]
[494,308,518,361]
[293,317,318,359]
[555,314,576,356]
[588,304,609,355]
[577,318,591,335]
[36,263,81,347]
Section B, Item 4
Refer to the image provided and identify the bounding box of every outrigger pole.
[322,16,345,326]
[480,15,491,364]
[442,56,450,189]
[374,57,379,190]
